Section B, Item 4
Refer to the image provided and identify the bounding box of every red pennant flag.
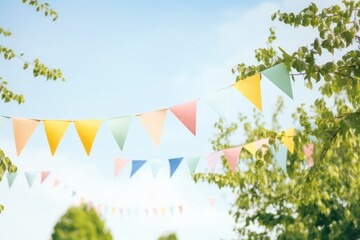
[170,100,197,136]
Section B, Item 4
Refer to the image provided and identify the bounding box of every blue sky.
[0,0,342,239]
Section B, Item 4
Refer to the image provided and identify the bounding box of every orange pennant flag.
[12,117,40,156]
[74,120,102,155]
[233,73,262,111]
[137,110,167,146]
[170,100,197,136]
[279,128,295,154]
[43,120,71,156]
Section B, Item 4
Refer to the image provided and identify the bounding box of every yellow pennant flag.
[233,73,262,111]
[243,142,257,156]
[137,109,167,146]
[43,120,71,156]
[279,128,295,154]
[12,117,40,156]
[74,120,102,155]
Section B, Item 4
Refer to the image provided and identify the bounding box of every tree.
[195,1,360,239]
[51,205,113,240]
[158,233,178,240]
[0,0,64,212]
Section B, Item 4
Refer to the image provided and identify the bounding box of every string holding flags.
[1,63,294,156]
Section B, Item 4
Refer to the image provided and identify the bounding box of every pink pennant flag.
[253,138,269,155]
[137,109,167,146]
[40,171,50,184]
[170,100,197,136]
[178,205,183,215]
[153,208,158,216]
[114,158,129,177]
[205,151,223,173]
[223,147,242,172]
[144,208,149,216]
[53,178,61,188]
[303,144,314,167]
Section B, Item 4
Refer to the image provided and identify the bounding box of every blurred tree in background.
[158,232,178,240]
[51,205,112,240]
[195,1,360,239]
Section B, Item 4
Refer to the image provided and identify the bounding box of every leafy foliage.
[195,1,360,239]
[51,205,113,240]
[0,0,64,213]
[158,233,178,240]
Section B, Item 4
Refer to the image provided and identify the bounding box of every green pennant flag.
[7,172,17,188]
[107,116,132,150]
[261,63,293,99]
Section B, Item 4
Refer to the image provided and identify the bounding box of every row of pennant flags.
[5,170,219,218]
[1,63,295,156]
[113,128,316,177]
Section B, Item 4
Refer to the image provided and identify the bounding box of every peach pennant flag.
[114,158,129,177]
[43,120,71,156]
[137,109,167,146]
[233,73,262,111]
[12,117,40,156]
[170,100,197,136]
[223,146,242,172]
[74,120,102,156]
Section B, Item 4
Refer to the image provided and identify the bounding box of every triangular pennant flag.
[43,120,71,156]
[271,145,288,173]
[6,172,17,188]
[107,116,132,150]
[205,151,223,173]
[137,110,167,146]
[12,117,40,156]
[169,206,174,216]
[208,197,216,208]
[184,156,201,174]
[169,157,183,177]
[223,146,242,172]
[203,89,230,121]
[149,160,164,177]
[243,142,257,156]
[178,205,183,215]
[233,73,262,111]
[53,178,61,187]
[170,100,197,136]
[130,160,147,177]
[253,138,269,155]
[40,171,50,184]
[303,144,314,167]
[308,135,318,144]
[279,128,295,154]
[114,158,130,177]
[261,63,293,99]
[74,120,102,155]
[24,172,37,188]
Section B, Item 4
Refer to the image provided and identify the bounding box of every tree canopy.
[195,1,360,239]
[51,205,113,240]
[0,0,63,212]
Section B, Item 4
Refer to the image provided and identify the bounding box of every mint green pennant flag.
[24,172,37,188]
[271,145,288,173]
[203,89,230,121]
[6,172,18,188]
[184,156,201,174]
[261,63,293,99]
[107,116,132,150]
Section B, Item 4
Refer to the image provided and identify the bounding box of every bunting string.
[0,63,294,156]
